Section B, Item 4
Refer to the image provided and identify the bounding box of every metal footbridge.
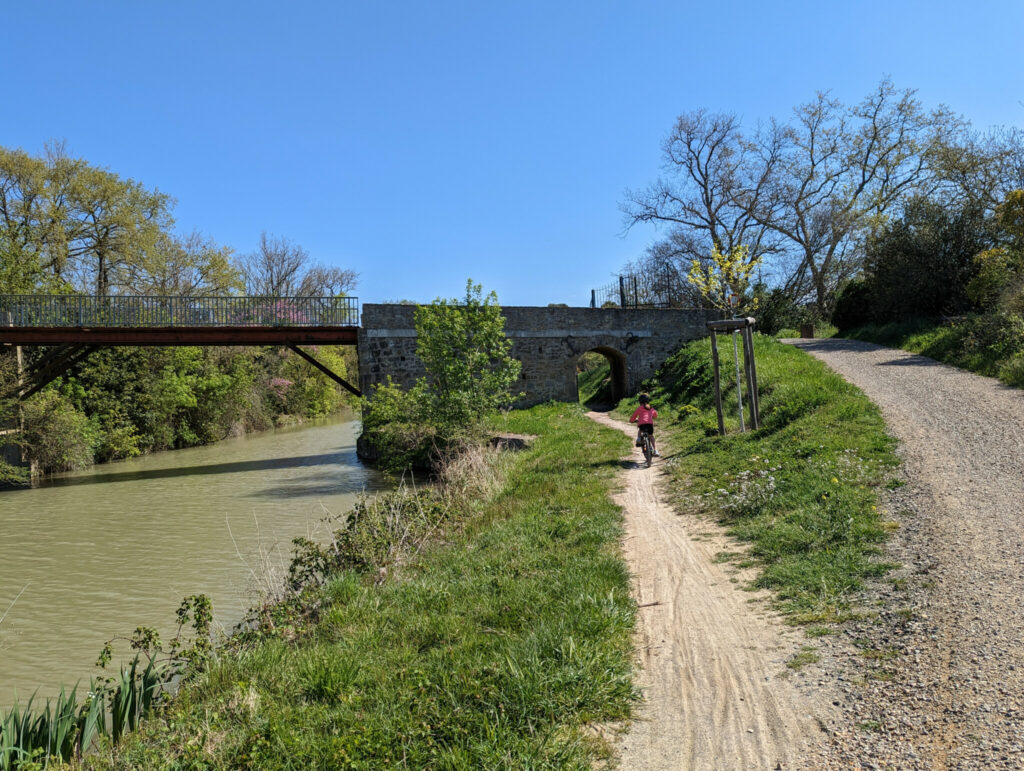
[1,295,362,399]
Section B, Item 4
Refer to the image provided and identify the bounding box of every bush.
[831,280,874,330]
[863,198,993,321]
[21,390,95,472]
[968,247,1022,310]
[359,380,439,472]
[751,285,821,335]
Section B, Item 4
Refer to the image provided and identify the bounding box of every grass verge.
[773,323,837,339]
[613,334,899,625]
[576,356,613,407]
[80,403,636,770]
[841,315,1024,388]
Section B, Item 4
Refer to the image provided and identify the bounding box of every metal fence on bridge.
[0,295,360,328]
[589,271,692,309]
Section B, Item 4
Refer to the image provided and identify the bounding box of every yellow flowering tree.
[687,244,762,313]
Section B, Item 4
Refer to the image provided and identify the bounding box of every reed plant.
[0,656,160,770]
[0,594,212,769]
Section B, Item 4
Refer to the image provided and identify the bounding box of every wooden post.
[744,325,760,429]
[741,326,758,430]
[710,330,725,436]
[731,329,745,432]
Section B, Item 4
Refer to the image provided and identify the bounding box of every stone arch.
[576,345,628,405]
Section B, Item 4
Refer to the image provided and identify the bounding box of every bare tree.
[239,231,357,297]
[298,263,358,297]
[746,80,964,311]
[621,110,780,298]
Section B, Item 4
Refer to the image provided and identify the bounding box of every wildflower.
[831,477,839,484]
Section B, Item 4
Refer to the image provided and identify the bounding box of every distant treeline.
[0,143,358,480]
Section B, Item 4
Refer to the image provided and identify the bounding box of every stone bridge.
[358,304,717,406]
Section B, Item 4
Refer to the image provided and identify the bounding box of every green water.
[0,412,385,707]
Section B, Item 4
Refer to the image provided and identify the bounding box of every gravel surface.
[786,338,1024,770]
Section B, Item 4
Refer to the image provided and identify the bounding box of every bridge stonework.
[357,304,717,406]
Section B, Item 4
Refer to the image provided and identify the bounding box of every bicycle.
[639,431,654,467]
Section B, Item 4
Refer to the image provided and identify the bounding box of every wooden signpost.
[707,317,759,435]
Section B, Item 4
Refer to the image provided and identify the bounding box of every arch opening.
[575,346,627,409]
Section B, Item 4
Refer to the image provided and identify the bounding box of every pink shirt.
[630,405,657,425]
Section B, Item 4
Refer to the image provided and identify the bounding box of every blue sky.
[3,1,1022,306]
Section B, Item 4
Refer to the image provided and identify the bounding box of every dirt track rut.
[589,411,832,770]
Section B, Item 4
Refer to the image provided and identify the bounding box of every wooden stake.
[710,331,725,435]
[741,326,758,430]
[744,326,760,429]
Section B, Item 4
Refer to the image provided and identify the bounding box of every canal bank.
[0,411,386,707]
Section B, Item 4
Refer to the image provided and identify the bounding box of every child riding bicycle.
[629,394,659,457]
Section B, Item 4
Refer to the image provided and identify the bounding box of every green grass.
[576,359,613,406]
[614,334,899,624]
[842,315,1024,388]
[84,404,637,770]
[786,646,821,670]
[773,323,837,339]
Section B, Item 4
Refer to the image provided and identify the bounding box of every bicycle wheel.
[642,435,653,466]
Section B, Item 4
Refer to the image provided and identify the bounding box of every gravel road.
[786,338,1024,770]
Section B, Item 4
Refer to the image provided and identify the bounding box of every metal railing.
[589,272,694,309]
[0,295,360,328]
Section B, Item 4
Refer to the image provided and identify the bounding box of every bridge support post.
[286,344,362,398]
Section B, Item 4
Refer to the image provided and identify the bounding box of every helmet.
[638,393,651,405]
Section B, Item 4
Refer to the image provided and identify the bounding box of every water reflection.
[0,413,385,707]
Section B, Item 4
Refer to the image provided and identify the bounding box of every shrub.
[967,247,1021,309]
[863,197,993,321]
[21,390,95,472]
[831,280,874,330]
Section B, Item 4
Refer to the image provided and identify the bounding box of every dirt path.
[785,338,1024,770]
[588,411,833,770]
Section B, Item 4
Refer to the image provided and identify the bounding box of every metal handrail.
[0,295,360,328]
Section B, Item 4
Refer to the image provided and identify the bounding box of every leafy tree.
[863,197,994,321]
[967,189,1024,311]
[124,231,242,296]
[63,163,173,295]
[0,142,173,295]
[934,127,1024,212]
[361,280,521,471]
[20,389,95,471]
[414,280,521,430]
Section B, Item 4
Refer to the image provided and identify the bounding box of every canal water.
[0,412,385,708]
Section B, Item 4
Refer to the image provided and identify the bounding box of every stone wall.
[358,304,717,406]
